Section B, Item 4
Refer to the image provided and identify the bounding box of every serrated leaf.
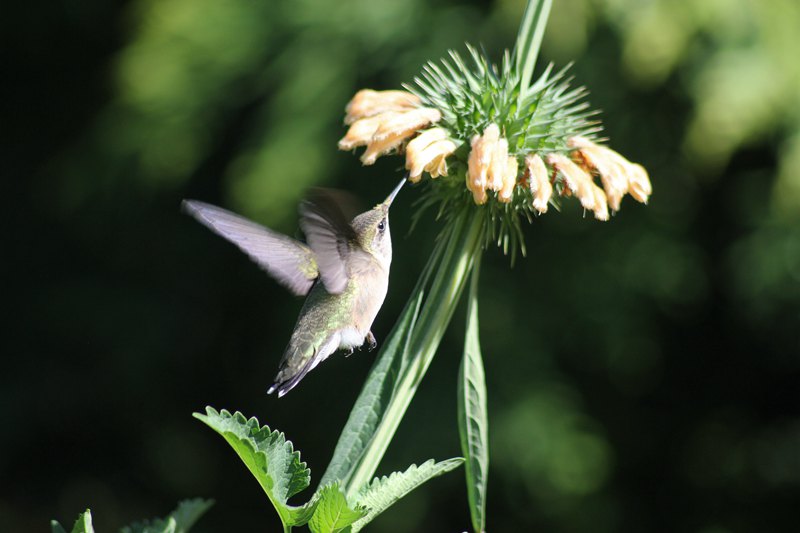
[350,458,464,532]
[51,510,94,533]
[120,498,214,533]
[308,484,365,533]
[458,259,490,533]
[167,499,215,532]
[194,407,310,527]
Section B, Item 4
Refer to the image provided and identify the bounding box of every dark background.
[3,0,800,531]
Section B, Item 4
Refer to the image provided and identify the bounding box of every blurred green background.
[4,0,800,531]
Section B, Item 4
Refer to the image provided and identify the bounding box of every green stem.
[340,207,486,499]
[515,0,553,95]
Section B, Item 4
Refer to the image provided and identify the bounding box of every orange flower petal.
[627,163,652,203]
[526,154,552,213]
[338,112,399,150]
[591,183,609,221]
[371,108,441,142]
[344,89,421,124]
[488,137,509,192]
[360,128,417,165]
[547,152,596,210]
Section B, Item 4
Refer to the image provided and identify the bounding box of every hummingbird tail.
[266,348,327,398]
[268,333,341,397]
[267,361,315,398]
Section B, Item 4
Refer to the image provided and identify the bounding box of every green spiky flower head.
[338,44,651,255]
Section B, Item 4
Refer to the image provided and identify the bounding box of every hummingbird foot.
[365,331,377,352]
[344,347,356,358]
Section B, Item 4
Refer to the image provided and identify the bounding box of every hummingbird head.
[351,178,405,269]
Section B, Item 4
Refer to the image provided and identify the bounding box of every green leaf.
[458,258,490,533]
[167,499,215,532]
[51,510,94,533]
[351,458,464,533]
[308,484,365,533]
[120,498,214,533]
[194,407,310,527]
[515,0,553,95]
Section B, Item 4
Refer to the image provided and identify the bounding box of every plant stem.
[515,0,553,95]
[343,207,486,498]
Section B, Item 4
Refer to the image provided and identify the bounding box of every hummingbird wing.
[182,200,319,296]
[298,190,358,295]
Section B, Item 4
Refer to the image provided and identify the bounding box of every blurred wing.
[299,190,357,295]
[182,200,318,296]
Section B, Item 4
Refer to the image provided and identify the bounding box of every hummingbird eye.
[377,219,386,233]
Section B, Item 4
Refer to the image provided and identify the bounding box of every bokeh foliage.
[3,0,799,532]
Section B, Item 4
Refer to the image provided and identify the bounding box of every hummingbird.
[182,179,405,397]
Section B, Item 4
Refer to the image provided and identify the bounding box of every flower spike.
[337,46,652,254]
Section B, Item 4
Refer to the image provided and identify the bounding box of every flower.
[337,47,652,254]
[568,136,652,208]
[627,163,653,203]
[590,182,610,221]
[499,156,518,203]
[338,91,441,166]
[405,128,457,183]
[465,124,520,205]
[344,89,421,125]
[466,124,498,204]
[525,154,553,214]
[360,107,441,165]
[338,113,395,150]
[547,152,609,221]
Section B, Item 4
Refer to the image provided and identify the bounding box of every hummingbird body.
[183,179,404,397]
[275,251,388,392]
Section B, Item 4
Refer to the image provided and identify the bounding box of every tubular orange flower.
[407,137,457,182]
[590,182,609,221]
[425,148,452,179]
[466,125,502,205]
[360,128,412,165]
[547,152,615,220]
[338,113,397,150]
[568,136,652,208]
[474,125,500,187]
[466,138,489,204]
[498,156,518,203]
[487,137,509,193]
[627,163,652,203]
[467,124,519,205]
[547,153,595,208]
[406,128,448,165]
[344,89,421,125]
[371,108,442,142]
[339,106,442,166]
[526,154,553,213]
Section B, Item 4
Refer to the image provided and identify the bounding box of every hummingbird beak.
[383,177,407,207]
